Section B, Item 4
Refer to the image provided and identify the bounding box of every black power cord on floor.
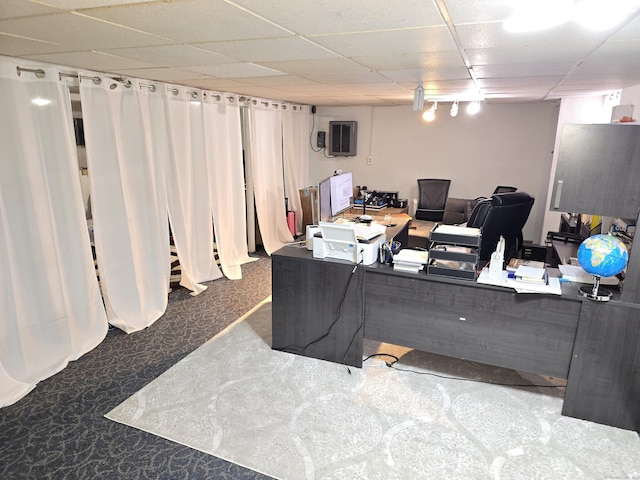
[364,354,566,389]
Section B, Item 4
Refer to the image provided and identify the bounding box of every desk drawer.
[364,271,580,378]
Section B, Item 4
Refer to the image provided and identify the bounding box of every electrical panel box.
[329,121,357,156]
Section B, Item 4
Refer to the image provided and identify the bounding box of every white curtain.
[79,74,170,333]
[165,88,223,294]
[282,104,310,235]
[247,100,294,254]
[0,60,107,407]
[204,93,255,279]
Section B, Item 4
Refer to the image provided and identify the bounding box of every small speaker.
[317,131,326,148]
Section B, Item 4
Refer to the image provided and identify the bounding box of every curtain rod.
[15,63,303,109]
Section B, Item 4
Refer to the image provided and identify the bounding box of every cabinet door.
[551,124,640,218]
[563,301,640,431]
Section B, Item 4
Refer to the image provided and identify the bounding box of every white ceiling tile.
[239,75,320,88]
[466,44,593,66]
[0,0,60,19]
[100,44,235,67]
[478,76,563,89]
[81,0,290,43]
[301,70,391,85]
[0,32,66,56]
[0,12,169,49]
[188,62,287,78]
[1,0,639,106]
[22,50,157,70]
[381,66,471,82]
[197,37,338,63]
[444,0,517,24]
[113,67,210,82]
[456,21,609,49]
[229,0,444,35]
[310,27,456,58]
[352,50,465,71]
[40,0,154,8]
[258,58,371,76]
[474,63,572,78]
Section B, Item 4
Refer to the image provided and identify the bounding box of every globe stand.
[579,275,612,302]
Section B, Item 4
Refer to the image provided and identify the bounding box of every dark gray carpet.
[0,252,274,480]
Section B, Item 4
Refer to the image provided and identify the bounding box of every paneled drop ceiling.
[1,0,640,106]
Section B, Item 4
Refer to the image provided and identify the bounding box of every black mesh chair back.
[415,179,451,221]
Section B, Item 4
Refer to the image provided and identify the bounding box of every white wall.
[310,102,559,243]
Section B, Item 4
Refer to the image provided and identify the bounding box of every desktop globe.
[577,233,629,301]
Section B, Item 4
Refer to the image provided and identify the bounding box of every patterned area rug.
[106,297,640,480]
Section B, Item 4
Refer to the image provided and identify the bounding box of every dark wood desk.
[272,247,640,432]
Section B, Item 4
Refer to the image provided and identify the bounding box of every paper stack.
[392,249,429,273]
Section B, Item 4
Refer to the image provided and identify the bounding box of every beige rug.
[106,297,640,479]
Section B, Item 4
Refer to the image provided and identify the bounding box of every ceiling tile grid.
[0,0,638,106]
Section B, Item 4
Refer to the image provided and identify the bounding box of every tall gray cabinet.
[551,123,640,431]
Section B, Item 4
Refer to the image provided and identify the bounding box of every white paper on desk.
[558,264,620,285]
[477,269,561,295]
[514,265,546,280]
[393,249,429,265]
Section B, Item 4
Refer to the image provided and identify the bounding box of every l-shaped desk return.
[272,246,640,432]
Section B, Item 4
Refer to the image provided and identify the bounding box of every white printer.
[312,221,386,265]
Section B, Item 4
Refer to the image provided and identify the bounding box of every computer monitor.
[319,176,332,223]
[318,171,354,222]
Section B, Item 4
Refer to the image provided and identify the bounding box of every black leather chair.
[415,179,451,221]
[466,192,535,264]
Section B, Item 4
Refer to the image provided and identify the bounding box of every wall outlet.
[317,131,326,148]
[367,156,373,165]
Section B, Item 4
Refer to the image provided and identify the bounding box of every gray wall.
[309,101,559,243]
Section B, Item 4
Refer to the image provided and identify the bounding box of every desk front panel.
[272,252,364,367]
[364,270,581,378]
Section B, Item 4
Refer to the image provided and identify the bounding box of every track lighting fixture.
[413,82,425,112]
[422,101,437,121]
[467,101,481,115]
[450,101,459,117]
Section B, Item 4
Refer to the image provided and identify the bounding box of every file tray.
[429,224,481,247]
[429,245,478,264]
[427,261,478,280]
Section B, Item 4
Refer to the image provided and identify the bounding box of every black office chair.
[415,179,451,222]
[466,192,535,264]
[493,185,518,194]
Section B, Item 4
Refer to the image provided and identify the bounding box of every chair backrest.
[417,179,451,208]
[467,192,534,262]
[492,185,517,194]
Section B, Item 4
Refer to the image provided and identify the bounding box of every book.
[514,265,548,284]
[506,258,545,272]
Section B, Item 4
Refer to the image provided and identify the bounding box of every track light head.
[467,101,481,115]
[450,101,459,117]
[413,82,425,111]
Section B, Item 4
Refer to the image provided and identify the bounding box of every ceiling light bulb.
[504,0,573,32]
[422,104,436,122]
[450,101,459,117]
[413,82,424,111]
[467,101,481,115]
